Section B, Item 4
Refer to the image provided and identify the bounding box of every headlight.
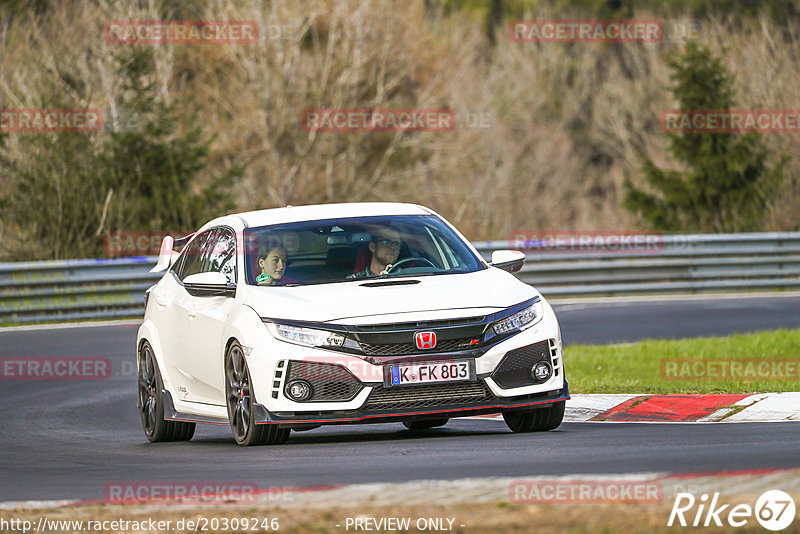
[266,322,346,348]
[492,301,543,335]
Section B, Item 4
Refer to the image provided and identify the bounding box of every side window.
[175,230,216,281]
[207,227,236,283]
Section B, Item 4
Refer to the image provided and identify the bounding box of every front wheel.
[137,342,195,442]
[503,401,565,433]
[225,342,290,446]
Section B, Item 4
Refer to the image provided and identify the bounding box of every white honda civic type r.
[137,202,568,446]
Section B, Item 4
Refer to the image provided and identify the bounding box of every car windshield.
[243,215,484,286]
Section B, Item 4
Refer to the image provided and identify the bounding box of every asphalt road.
[1,294,799,503]
[555,294,800,345]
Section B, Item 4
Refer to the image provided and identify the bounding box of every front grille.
[286,361,363,402]
[492,340,551,389]
[364,381,495,411]
[359,337,479,356]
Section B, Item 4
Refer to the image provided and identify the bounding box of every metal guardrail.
[0,257,160,325]
[1,232,799,325]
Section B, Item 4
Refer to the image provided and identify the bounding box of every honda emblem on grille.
[415,331,437,350]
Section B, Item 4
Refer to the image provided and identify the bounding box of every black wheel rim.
[138,346,157,436]
[226,345,251,441]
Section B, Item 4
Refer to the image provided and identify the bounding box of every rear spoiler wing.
[150,234,194,273]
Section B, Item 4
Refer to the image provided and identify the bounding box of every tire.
[403,418,449,431]
[138,341,195,442]
[225,341,290,446]
[503,401,565,433]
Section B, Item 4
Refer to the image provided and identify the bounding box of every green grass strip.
[563,328,800,394]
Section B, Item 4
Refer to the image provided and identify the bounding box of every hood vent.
[359,279,421,288]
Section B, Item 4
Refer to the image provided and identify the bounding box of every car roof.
[204,202,434,230]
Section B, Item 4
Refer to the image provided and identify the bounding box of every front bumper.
[243,300,566,426]
[251,380,569,426]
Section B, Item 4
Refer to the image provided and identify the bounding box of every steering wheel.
[386,257,436,273]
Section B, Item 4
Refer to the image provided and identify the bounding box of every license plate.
[386,360,474,387]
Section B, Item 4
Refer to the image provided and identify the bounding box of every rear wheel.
[138,342,195,442]
[225,342,290,446]
[403,418,449,431]
[503,401,565,433]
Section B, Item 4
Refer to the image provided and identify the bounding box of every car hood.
[244,267,538,324]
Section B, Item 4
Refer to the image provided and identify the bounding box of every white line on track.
[0,320,141,333]
[551,290,800,307]
[5,468,800,510]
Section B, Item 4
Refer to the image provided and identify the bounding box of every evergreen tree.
[103,48,241,236]
[623,41,785,232]
[0,48,242,260]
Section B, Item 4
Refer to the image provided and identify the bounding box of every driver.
[257,245,288,285]
[347,228,402,279]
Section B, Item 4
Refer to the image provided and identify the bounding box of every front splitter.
[254,382,570,426]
